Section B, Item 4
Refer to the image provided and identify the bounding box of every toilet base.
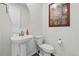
[51,53,55,56]
[39,50,52,56]
[32,51,55,56]
[39,52,55,56]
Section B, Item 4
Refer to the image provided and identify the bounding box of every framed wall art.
[49,3,70,27]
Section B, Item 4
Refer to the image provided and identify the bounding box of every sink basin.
[11,35,33,44]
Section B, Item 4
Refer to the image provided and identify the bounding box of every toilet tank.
[34,35,44,45]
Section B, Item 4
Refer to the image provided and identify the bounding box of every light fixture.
[0,3,8,13]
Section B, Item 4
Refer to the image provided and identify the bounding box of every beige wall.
[27,3,43,35]
[42,3,79,56]
[0,4,12,56]
[0,3,43,56]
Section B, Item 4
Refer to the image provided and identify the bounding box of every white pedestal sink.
[11,35,33,56]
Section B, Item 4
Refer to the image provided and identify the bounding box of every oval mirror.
[7,3,30,30]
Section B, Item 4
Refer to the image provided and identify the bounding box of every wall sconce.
[0,3,8,13]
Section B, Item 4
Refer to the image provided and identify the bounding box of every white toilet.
[34,35,55,56]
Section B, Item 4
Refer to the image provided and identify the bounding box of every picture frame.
[49,3,70,27]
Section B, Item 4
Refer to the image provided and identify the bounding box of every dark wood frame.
[49,3,70,27]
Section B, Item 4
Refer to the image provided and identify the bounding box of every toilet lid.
[39,44,54,50]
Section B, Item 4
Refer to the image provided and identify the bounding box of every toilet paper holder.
[58,38,63,47]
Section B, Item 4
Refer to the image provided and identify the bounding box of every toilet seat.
[39,44,54,53]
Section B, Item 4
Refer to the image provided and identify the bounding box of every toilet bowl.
[34,35,54,56]
[39,44,54,53]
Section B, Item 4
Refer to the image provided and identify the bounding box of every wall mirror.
[49,3,70,27]
[7,3,30,30]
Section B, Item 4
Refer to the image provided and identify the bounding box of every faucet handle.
[19,31,24,36]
